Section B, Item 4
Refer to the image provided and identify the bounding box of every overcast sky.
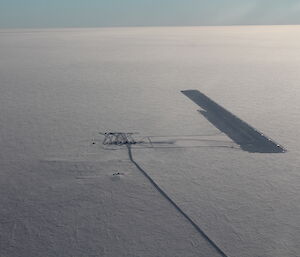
[1,0,300,28]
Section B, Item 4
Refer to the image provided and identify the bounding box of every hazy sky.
[1,0,300,28]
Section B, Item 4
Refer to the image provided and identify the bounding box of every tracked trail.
[126,145,229,257]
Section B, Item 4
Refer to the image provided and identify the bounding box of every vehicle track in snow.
[126,144,229,257]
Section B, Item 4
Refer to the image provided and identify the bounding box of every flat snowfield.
[0,26,299,257]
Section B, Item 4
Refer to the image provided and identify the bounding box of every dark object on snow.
[113,172,124,176]
[100,132,137,145]
[181,90,286,153]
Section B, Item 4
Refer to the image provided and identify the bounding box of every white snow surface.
[0,26,299,257]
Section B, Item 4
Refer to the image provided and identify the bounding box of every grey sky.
[1,0,300,28]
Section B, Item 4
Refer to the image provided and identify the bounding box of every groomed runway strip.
[181,90,286,153]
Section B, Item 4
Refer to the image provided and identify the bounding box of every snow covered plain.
[0,26,299,257]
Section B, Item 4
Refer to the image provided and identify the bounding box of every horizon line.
[1,24,300,31]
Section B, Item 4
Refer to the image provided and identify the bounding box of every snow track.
[126,145,229,257]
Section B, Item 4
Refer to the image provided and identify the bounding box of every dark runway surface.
[182,90,286,153]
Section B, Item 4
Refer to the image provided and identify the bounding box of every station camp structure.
[100,132,137,145]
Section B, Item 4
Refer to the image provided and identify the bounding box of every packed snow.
[0,26,299,257]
